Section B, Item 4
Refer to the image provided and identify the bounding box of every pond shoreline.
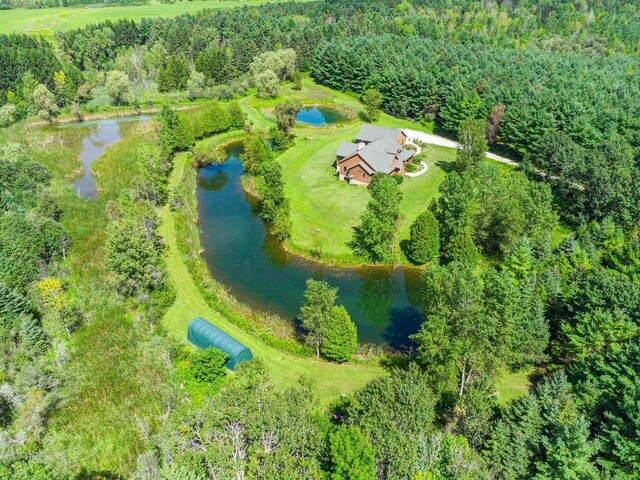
[197,141,424,347]
[25,104,193,128]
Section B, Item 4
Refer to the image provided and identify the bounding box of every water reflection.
[198,170,229,192]
[296,106,348,127]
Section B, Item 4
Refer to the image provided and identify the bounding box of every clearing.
[243,79,514,264]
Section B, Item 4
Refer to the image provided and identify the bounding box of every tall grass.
[14,119,175,476]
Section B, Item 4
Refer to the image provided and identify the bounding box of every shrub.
[0,104,17,127]
[405,162,419,173]
[189,347,229,383]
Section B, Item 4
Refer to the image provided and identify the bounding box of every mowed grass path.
[0,0,310,36]
[160,153,385,404]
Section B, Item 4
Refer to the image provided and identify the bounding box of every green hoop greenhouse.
[187,317,253,370]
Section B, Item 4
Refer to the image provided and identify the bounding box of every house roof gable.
[356,125,403,143]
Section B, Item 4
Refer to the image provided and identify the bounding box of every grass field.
[0,0,309,36]
[279,124,452,263]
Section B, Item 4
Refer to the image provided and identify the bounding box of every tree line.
[0,144,75,471]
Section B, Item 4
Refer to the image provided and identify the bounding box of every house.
[335,125,415,184]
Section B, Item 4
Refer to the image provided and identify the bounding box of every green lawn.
[278,125,453,263]
[496,368,533,405]
[242,79,453,264]
[0,0,310,36]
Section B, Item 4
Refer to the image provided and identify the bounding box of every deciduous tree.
[329,425,375,480]
[106,70,134,106]
[455,118,488,172]
[361,88,382,121]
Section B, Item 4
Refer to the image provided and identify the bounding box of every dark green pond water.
[296,106,347,127]
[197,142,424,348]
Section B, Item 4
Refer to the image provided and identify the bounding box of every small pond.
[53,115,151,199]
[197,142,424,348]
[296,106,348,127]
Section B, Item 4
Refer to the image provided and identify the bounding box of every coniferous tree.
[240,134,272,174]
[299,279,337,357]
[321,305,358,363]
[407,210,440,264]
[353,174,402,263]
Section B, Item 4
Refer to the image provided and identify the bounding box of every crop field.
[0,0,310,36]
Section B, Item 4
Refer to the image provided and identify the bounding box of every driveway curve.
[404,129,519,167]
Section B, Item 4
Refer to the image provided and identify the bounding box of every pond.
[197,142,424,348]
[53,115,151,199]
[296,106,348,127]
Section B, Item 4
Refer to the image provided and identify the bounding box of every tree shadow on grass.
[436,160,457,173]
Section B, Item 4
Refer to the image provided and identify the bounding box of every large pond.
[197,142,424,348]
[52,115,151,198]
[296,106,348,127]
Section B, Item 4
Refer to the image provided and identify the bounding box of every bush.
[189,347,228,383]
[0,103,17,127]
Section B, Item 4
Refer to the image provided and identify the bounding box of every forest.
[1,0,640,478]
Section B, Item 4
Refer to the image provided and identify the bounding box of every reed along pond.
[197,142,424,348]
[48,115,151,198]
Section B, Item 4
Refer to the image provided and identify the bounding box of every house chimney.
[358,141,365,150]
